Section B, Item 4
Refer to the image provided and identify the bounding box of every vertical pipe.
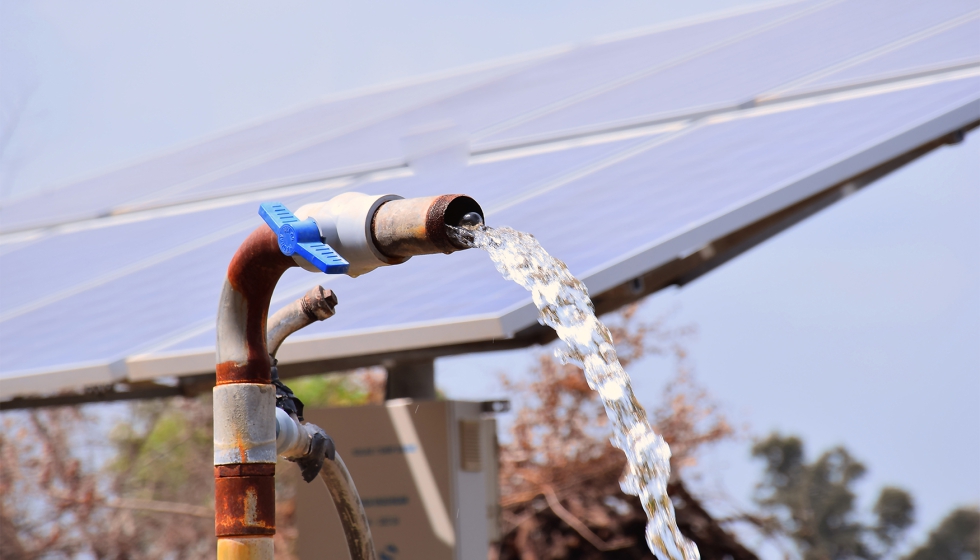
[214,226,297,559]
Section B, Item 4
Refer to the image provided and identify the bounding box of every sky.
[2,0,977,557]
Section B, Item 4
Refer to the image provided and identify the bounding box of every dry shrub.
[494,305,755,560]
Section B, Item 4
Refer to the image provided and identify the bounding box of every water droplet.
[459,212,484,230]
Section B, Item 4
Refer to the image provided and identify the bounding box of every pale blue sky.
[2,1,977,556]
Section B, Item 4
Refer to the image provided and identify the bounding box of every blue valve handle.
[259,202,349,274]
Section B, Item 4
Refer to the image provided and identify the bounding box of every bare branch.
[543,485,633,551]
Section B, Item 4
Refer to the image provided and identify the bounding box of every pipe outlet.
[294,192,484,276]
[371,194,483,259]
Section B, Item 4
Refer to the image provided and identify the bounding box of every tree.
[0,398,298,559]
[287,367,386,408]
[903,507,979,560]
[751,434,915,559]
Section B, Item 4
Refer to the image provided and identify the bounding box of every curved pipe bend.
[266,285,338,358]
[216,226,297,385]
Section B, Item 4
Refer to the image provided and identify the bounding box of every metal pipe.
[319,453,377,560]
[269,289,377,559]
[266,286,337,358]
[216,226,297,384]
[371,194,483,259]
[275,408,376,559]
[214,226,297,556]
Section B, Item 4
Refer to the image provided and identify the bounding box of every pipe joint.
[214,384,278,465]
[275,407,311,459]
[294,192,484,276]
[294,192,404,277]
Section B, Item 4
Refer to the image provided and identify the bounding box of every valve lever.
[259,202,350,274]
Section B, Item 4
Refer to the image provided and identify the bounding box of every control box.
[294,399,502,560]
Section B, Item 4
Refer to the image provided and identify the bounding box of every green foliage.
[108,397,213,503]
[752,433,914,560]
[904,508,980,560]
[288,373,374,408]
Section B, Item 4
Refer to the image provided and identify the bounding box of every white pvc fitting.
[275,407,312,459]
[294,192,404,277]
[213,383,277,465]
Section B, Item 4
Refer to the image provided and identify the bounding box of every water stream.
[453,224,699,560]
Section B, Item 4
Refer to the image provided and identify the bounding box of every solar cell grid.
[0,60,534,234]
[0,191,331,320]
[171,1,819,202]
[98,76,980,361]
[494,77,980,277]
[781,15,980,94]
[0,137,653,374]
[481,0,978,146]
[0,233,246,371]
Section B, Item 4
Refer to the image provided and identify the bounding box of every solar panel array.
[2,0,978,400]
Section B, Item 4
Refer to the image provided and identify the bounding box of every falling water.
[452,224,699,560]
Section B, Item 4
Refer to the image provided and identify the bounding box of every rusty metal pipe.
[267,288,376,559]
[214,226,298,558]
[266,285,337,358]
[371,194,483,259]
[216,226,297,384]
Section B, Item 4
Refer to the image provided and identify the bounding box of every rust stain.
[214,474,276,537]
[299,286,337,321]
[218,226,296,385]
[424,194,458,254]
[215,360,277,385]
[236,432,247,463]
[215,464,276,478]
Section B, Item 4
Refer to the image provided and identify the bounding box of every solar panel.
[0,57,543,233]
[479,0,978,147]
[0,138,653,373]
[1,0,976,403]
[134,1,824,205]
[776,14,980,95]
[0,0,823,232]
